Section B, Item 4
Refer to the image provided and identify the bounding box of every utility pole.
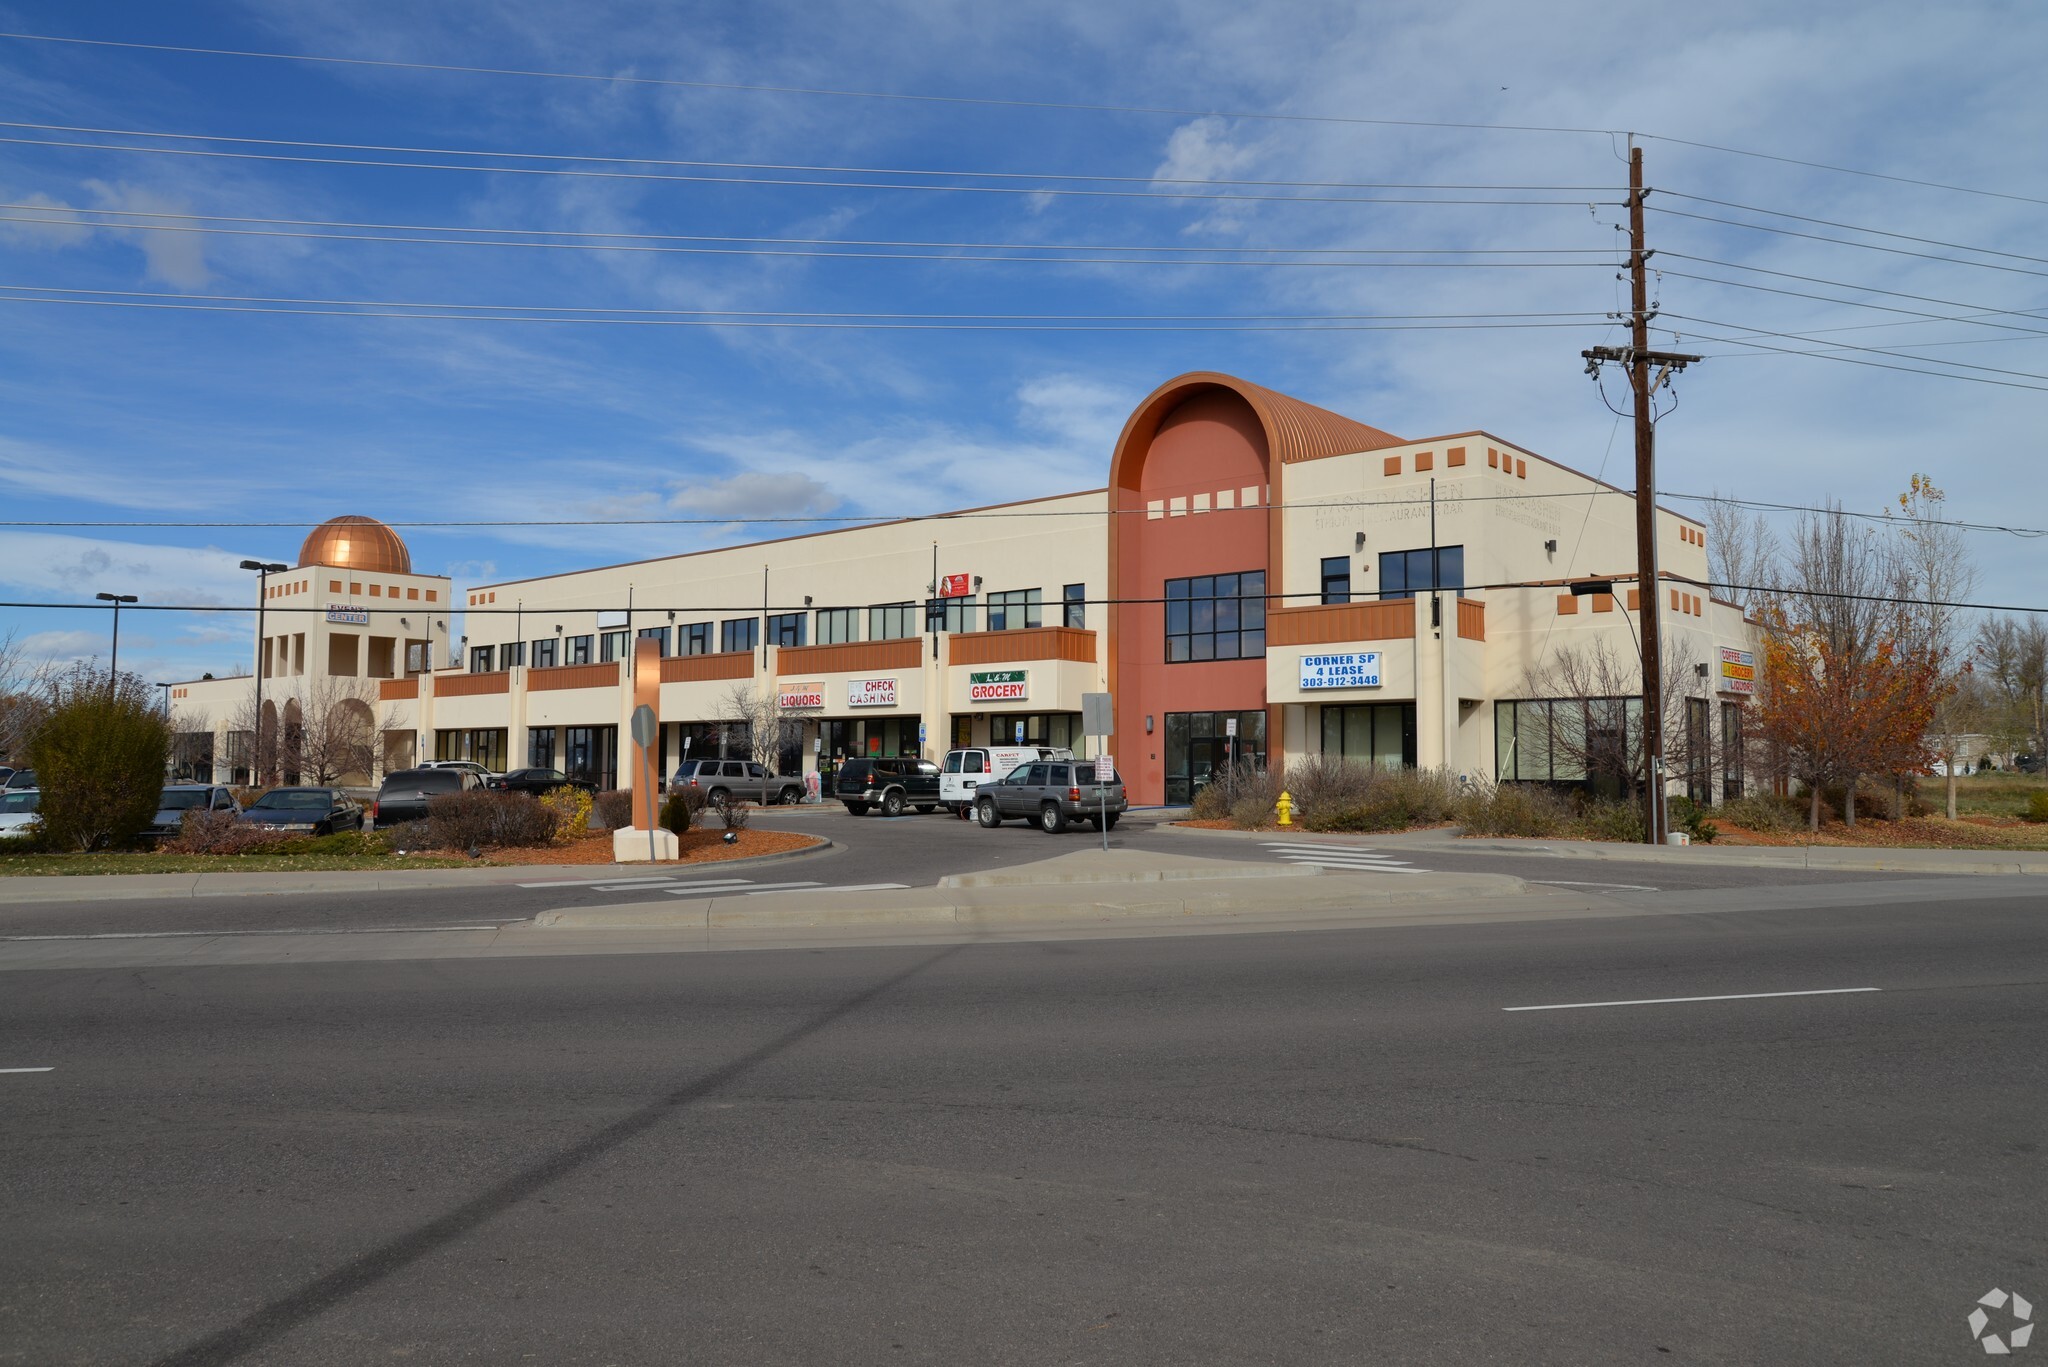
[1582,144,1700,846]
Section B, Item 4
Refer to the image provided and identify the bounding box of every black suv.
[373,767,480,825]
[496,767,598,797]
[833,758,941,817]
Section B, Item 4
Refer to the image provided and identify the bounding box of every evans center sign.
[846,677,898,708]
[777,681,825,709]
[1720,647,1756,695]
[968,669,1028,702]
[1299,652,1382,690]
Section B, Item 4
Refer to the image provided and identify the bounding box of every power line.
[1650,204,2048,281]
[0,284,1609,324]
[1662,254,2048,325]
[2,31,2032,207]
[0,30,1622,140]
[1652,323,2048,392]
[0,118,1623,194]
[1655,190,2048,268]
[0,134,1615,208]
[0,202,1615,257]
[1661,313,2048,383]
[0,213,1615,268]
[1658,268,2048,339]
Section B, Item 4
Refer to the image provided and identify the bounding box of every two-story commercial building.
[168,372,1757,806]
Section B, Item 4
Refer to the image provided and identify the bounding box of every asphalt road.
[0,805,1947,940]
[4,890,2045,1364]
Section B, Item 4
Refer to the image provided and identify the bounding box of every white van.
[940,745,1072,815]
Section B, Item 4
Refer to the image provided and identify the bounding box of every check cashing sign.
[968,669,1028,702]
[1299,652,1382,690]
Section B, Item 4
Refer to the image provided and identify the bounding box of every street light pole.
[94,592,138,685]
[239,559,289,784]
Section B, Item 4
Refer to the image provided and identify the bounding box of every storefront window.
[436,728,508,772]
[563,725,618,789]
[528,727,556,768]
[1163,711,1266,805]
[1164,572,1266,663]
[1319,703,1415,770]
[1720,701,1745,800]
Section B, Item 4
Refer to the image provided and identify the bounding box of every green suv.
[974,759,1127,833]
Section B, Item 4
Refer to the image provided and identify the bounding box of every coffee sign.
[968,669,1028,702]
[846,677,898,708]
[1719,647,1756,695]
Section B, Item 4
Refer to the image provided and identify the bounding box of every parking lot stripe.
[749,883,908,894]
[1504,987,1882,1013]
[515,876,676,889]
[1,1067,54,1073]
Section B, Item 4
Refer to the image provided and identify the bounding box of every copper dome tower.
[296,515,411,575]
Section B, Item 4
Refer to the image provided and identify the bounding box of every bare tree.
[1704,497,1779,613]
[1890,475,1979,817]
[718,683,820,775]
[0,630,56,764]
[289,675,389,786]
[1976,614,2048,764]
[1521,637,1708,798]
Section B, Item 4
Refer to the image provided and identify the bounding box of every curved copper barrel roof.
[1109,371,1403,491]
[296,515,412,575]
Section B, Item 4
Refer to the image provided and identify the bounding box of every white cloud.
[0,533,266,607]
[669,470,842,520]
[17,629,103,663]
[1016,374,1132,451]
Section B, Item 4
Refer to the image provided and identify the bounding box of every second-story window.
[1320,556,1352,605]
[636,626,670,657]
[1063,583,1086,629]
[722,618,759,652]
[766,613,806,648]
[532,637,558,669]
[816,608,859,644]
[1165,571,1266,662]
[986,589,1042,632]
[869,602,917,640]
[924,597,978,633]
[1378,545,1465,600]
[682,622,711,655]
[468,645,494,673]
[501,640,526,668]
[599,630,628,663]
[566,634,593,665]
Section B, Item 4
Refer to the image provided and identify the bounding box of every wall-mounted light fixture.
[804,595,814,607]
[1544,539,1558,554]
[667,609,675,622]
[972,575,983,590]
[399,617,410,628]
[1354,532,1367,551]
[1694,662,1710,679]
[1145,715,1154,734]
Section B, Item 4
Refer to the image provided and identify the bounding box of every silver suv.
[671,758,805,807]
[974,759,1127,833]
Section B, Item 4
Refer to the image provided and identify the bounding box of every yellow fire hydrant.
[1276,790,1293,827]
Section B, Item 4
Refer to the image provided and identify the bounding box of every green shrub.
[1576,798,1646,843]
[25,666,168,851]
[1666,795,1720,844]
[289,830,388,856]
[426,790,559,849]
[1456,781,1571,837]
[1228,794,1274,829]
[539,785,594,837]
[1191,761,1281,822]
[659,790,696,835]
[713,798,752,832]
[1719,792,1802,832]
[2025,792,2048,824]
[1283,754,1375,817]
[593,788,634,830]
[1303,797,1413,833]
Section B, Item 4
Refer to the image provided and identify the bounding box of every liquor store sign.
[777,681,825,709]
[846,677,899,708]
[1299,652,1382,690]
[1720,647,1756,695]
[968,669,1029,703]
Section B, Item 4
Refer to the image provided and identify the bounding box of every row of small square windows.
[1555,587,1707,617]
[268,579,436,602]
[1383,446,1527,479]
[1146,485,1265,520]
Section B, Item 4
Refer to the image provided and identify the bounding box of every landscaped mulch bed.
[1710,816,2048,851]
[462,828,825,867]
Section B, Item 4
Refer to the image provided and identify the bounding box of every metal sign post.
[630,703,658,864]
[1081,691,1114,851]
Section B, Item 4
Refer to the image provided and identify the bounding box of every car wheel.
[844,802,870,816]
[915,804,935,815]
[779,785,803,805]
[881,789,906,818]
[1039,802,1066,834]
[707,788,730,808]
[1102,813,1120,831]
[976,798,1002,828]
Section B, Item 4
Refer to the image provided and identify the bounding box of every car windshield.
[0,791,37,813]
[252,791,333,810]
[157,790,209,810]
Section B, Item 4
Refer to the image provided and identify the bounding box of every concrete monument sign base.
[613,827,680,863]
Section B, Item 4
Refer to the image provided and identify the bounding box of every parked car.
[420,759,501,784]
[144,784,242,842]
[3,769,35,791]
[0,788,38,840]
[974,759,1127,833]
[2017,754,2046,774]
[670,757,805,807]
[833,757,942,817]
[495,767,598,797]
[372,767,481,826]
[240,787,365,836]
[939,746,1071,816]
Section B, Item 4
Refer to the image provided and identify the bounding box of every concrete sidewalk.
[1161,821,2048,875]
[0,841,833,904]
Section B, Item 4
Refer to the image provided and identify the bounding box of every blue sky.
[1,0,2044,685]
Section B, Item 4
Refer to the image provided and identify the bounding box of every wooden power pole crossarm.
[1580,144,1700,846]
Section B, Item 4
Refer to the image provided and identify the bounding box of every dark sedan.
[372,767,479,826]
[494,767,597,797]
[145,784,241,842]
[240,788,365,836]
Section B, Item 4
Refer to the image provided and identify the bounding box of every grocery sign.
[1719,647,1756,695]
[325,604,370,625]
[777,681,825,709]
[846,677,898,708]
[968,669,1028,702]
[1299,651,1382,690]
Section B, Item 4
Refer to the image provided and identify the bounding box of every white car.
[0,788,39,840]
[420,760,502,785]
[939,746,1071,816]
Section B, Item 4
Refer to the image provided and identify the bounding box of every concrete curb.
[938,862,1318,889]
[1158,820,2048,875]
[0,837,836,904]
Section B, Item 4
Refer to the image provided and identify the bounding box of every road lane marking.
[1528,880,1662,891]
[1,924,508,942]
[749,882,908,894]
[1504,987,1882,1012]
[1,1067,54,1073]
[515,876,676,889]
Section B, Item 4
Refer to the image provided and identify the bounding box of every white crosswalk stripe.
[527,874,911,900]
[1260,842,1423,874]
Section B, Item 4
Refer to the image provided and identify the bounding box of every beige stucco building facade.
[167,373,1758,807]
